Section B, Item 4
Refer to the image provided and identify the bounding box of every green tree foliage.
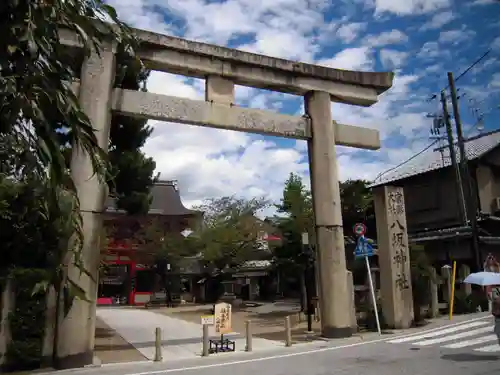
[102,50,158,214]
[0,174,90,368]
[271,173,314,308]
[194,196,270,272]
[57,51,158,215]
[135,219,201,304]
[192,196,269,302]
[273,173,313,274]
[0,0,139,296]
[272,175,377,304]
[131,197,269,303]
[276,173,313,233]
[1,0,135,190]
[339,179,375,236]
[0,0,138,368]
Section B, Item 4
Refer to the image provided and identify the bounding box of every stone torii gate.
[57,27,393,367]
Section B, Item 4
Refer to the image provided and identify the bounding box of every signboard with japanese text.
[214,302,233,334]
[201,315,215,325]
[374,184,414,329]
[355,236,374,258]
[386,186,411,292]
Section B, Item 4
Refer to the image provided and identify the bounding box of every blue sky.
[106,0,500,210]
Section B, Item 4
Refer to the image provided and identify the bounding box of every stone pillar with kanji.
[373,185,414,329]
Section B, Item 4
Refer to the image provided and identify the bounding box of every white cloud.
[336,22,368,43]
[319,47,375,71]
[417,41,442,60]
[237,27,319,61]
[420,10,455,30]
[372,0,451,15]
[492,36,500,50]
[380,49,409,69]
[157,0,328,62]
[106,0,175,34]
[364,29,408,47]
[146,121,308,205]
[471,0,497,5]
[439,28,476,45]
[490,73,500,88]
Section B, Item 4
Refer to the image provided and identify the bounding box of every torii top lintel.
[60,26,394,107]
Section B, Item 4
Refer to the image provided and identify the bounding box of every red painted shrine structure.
[98,180,202,306]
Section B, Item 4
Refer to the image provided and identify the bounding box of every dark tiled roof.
[105,180,200,216]
[371,130,500,188]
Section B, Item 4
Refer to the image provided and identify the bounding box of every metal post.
[202,324,209,356]
[154,327,162,362]
[305,265,314,333]
[365,256,381,335]
[245,320,252,352]
[284,316,292,347]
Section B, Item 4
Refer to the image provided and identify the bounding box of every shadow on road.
[441,353,500,362]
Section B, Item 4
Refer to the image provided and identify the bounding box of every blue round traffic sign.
[353,223,366,236]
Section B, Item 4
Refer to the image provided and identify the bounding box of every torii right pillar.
[373,185,414,329]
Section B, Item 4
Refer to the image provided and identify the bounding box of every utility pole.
[440,90,467,225]
[447,72,481,270]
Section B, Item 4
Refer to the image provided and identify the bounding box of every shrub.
[3,269,48,372]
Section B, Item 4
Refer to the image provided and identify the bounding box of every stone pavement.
[96,307,283,362]
[94,316,147,363]
[35,312,500,375]
[165,301,309,342]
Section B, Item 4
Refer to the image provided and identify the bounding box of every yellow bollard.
[449,261,457,320]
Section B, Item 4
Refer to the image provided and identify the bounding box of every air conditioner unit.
[494,197,500,212]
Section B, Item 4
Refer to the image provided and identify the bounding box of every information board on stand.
[214,302,233,334]
[208,302,235,353]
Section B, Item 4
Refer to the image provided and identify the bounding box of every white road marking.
[443,334,499,349]
[413,326,493,346]
[120,315,493,375]
[386,321,489,344]
[474,344,500,352]
[122,339,388,375]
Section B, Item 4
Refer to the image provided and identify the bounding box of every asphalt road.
[40,314,500,375]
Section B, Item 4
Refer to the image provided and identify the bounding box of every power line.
[373,43,497,186]
[427,49,492,102]
[373,140,439,183]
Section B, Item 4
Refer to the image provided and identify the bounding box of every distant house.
[370,129,500,267]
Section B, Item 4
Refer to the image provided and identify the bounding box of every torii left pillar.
[55,42,115,369]
[306,91,352,338]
